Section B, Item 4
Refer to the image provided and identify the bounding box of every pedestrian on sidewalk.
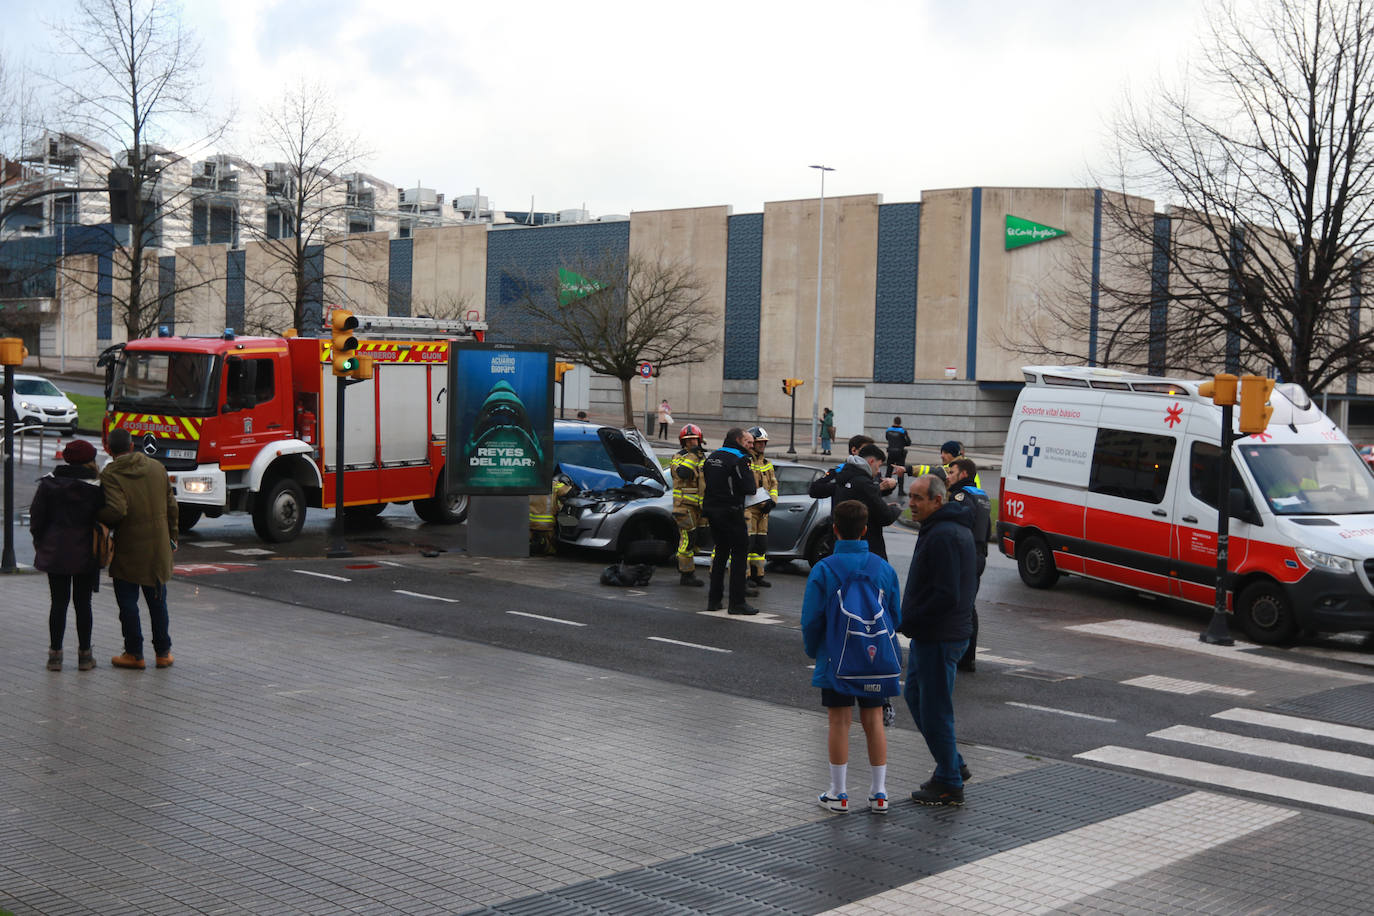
[31,439,105,672]
[820,407,835,456]
[657,400,672,440]
[100,427,179,670]
[702,427,759,615]
[803,500,903,814]
[900,473,976,806]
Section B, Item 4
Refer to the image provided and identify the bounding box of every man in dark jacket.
[884,419,911,478]
[947,457,991,672]
[31,439,105,671]
[807,434,875,503]
[702,428,758,614]
[100,427,179,670]
[834,444,903,559]
[900,473,976,806]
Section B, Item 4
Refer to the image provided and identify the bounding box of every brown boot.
[111,653,146,670]
[78,650,96,671]
[156,654,174,668]
[46,650,62,671]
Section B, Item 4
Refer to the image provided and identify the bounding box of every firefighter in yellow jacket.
[671,424,708,586]
[529,472,573,555]
[744,426,779,588]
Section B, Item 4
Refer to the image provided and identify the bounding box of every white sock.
[870,764,887,797]
[829,763,848,796]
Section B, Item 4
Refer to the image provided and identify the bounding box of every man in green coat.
[100,427,179,669]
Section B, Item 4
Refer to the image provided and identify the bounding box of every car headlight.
[594,500,625,515]
[1295,546,1355,573]
[19,400,33,410]
[180,476,215,495]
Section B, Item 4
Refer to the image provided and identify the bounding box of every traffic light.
[107,168,132,224]
[555,361,575,383]
[0,337,28,365]
[782,378,804,396]
[1238,374,1276,434]
[330,309,360,377]
[1197,373,1238,406]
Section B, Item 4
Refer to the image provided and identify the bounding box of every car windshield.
[555,429,665,493]
[112,351,218,412]
[1240,442,1374,515]
[14,378,62,397]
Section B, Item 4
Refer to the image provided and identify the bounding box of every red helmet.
[679,423,704,444]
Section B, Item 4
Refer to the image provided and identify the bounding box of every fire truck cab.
[100,316,482,543]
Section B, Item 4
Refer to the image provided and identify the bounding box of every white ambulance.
[998,365,1374,644]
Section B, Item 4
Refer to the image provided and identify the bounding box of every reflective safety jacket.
[671,446,707,508]
[529,479,572,532]
[750,457,778,503]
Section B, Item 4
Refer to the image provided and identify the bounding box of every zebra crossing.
[1077,705,1374,817]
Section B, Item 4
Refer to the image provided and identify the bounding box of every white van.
[999,365,1374,644]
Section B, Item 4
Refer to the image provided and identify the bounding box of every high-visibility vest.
[750,458,778,502]
[671,448,706,507]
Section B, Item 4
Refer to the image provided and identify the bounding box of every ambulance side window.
[1190,441,1258,519]
[1088,428,1175,504]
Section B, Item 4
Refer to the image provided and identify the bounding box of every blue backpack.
[824,554,902,697]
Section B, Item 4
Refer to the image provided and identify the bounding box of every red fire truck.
[99,315,484,543]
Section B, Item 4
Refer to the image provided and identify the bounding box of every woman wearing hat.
[30,439,105,671]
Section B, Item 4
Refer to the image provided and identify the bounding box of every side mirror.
[1229,487,1261,526]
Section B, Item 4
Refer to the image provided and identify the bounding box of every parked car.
[554,419,834,565]
[9,374,78,435]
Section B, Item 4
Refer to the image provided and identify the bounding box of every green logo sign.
[557,268,605,305]
[1005,215,1068,250]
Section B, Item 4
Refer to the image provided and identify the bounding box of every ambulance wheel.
[415,487,468,524]
[253,478,306,543]
[1237,581,1297,645]
[177,505,202,532]
[1017,534,1059,588]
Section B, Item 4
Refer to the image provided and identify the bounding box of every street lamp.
[809,164,833,454]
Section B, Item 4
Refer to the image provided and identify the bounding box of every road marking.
[294,569,351,582]
[823,792,1294,914]
[647,636,731,653]
[228,547,276,556]
[1213,707,1374,747]
[1150,724,1374,777]
[1290,645,1374,669]
[507,611,586,627]
[1076,745,1374,816]
[696,609,784,625]
[1006,701,1116,723]
[374,560,404,567]
[187,540,233,548]
[394,589,459,603]
[1067,619,1373,681]
[975,651,1034,666]
[1122,674,1253,697]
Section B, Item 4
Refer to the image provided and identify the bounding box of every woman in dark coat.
[31,439,105,671]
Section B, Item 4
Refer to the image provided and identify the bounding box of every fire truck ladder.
[347,314,488,341]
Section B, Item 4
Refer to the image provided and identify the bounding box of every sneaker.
[911,780,964,806]
[46,650,62,672]
[680,572,705,587]
[882,701,896,727]
[750,576,772,588]
[818,792,849,813]
[77,650,96,671]
[706,600,723,612]
[156,654,174,668]
[919,764,972,791]
[868,792,889,814]
[728,604,760,616]
[111,653,146,670]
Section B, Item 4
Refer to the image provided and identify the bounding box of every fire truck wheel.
[1016,534,1059,589]
[253,478,306,543]
[178,505,203,532]
[415,489,469,524]
[1237,581,1297,645]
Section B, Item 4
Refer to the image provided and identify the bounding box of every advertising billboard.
[446,342,554,495]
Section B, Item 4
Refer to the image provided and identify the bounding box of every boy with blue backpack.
[802,500,904,814]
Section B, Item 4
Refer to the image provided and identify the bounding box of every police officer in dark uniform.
[702,427,759,615]
[946,457,991,672]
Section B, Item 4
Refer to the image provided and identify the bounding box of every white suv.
[10,374,79,435]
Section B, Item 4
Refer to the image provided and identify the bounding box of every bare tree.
[504,250,715,427]
[47,0,230,342]
[243,81,384,335]
[1033,0,1374,393]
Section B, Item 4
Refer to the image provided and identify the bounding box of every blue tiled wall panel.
[97,252,112,340]
[1149,215,1171,374]
[874,203,920,383]
[303,245,324,333]
[158,255,176,333]
[226,249,245,333]
[724,213,764,380]
[388,238,413,317]
[484,222,630,344]
[1350,261,1362,395]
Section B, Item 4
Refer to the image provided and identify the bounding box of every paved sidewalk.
[3,571,1372,915]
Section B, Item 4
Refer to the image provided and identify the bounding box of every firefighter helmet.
[747,425,769,442]
[678,423,704,444]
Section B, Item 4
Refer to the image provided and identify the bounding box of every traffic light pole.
[327,375,352,559]
[1200,405,1236,645]
[2,367,15,573]
[785,390,797,457]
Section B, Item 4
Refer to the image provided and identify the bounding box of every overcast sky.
[3,0,1211,217]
